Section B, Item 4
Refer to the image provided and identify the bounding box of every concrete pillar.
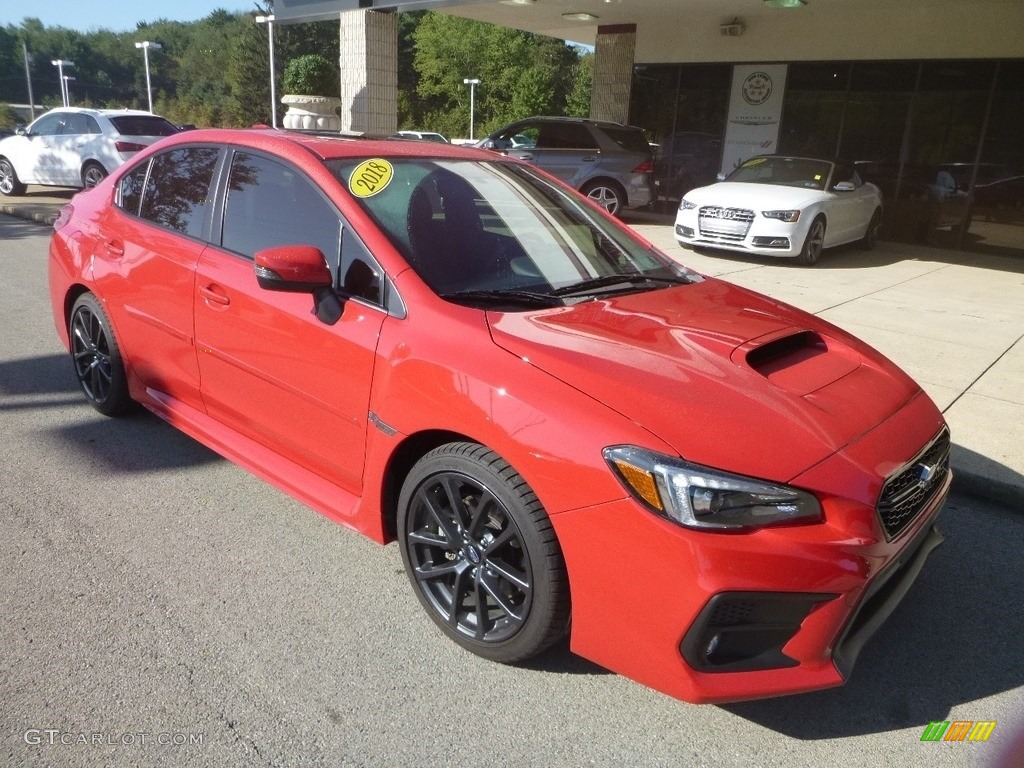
[590,24,637,124]
[339,8,398,134]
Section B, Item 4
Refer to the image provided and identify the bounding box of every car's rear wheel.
[796,216,826,266]
[70,293,133,416]
[0,158,26,196]
[859,209,881,250]
[81,162,108,189]
[581,179,625,216]
[397,442,569,663]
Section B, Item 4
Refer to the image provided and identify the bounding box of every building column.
[339,8,398,134]
[590,24,636,124]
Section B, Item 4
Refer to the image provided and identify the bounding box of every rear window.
[109,116,179,137]
[601,126,651,154]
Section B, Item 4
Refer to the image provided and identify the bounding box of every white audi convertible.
[674,155,882,265]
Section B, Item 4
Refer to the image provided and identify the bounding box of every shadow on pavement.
[723,494,1024,738]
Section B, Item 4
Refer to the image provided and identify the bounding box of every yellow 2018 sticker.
[743,157,767,166]
[349,159,393,198]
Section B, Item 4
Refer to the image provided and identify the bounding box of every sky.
[0,0,251,33]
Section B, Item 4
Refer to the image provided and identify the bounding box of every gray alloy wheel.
[69,293,133,416]
[859,210,881,250]
[581,180,625,216]
[397,442,570,663]
[81,162,108,189]
[0,158,26,196]
[797,216,826,266]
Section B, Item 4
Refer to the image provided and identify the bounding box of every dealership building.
[275,0,1024,255]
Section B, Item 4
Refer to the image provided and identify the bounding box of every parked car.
[0,107,178,196]
[675,155,883,265]
[477,116,654,215]
[50,129,949,704]
[393,130,449,143]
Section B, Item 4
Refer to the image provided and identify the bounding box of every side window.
[30,113,63,136]
[61,114,93,135]
[339,228,383,306]
[83,115,102,135]
[117,160,150,216]
[221,152,341,270]
[139,147,220,238]
[537,123,598,150]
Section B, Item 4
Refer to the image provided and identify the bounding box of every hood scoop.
[735,329,862,396]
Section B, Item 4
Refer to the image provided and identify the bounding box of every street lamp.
[62,76,76,106]
[51,60,74,107]
[134,41,163,113]
[463,78,480,141]
[255,14,277,128]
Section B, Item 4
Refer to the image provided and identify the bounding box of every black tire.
[581,179,625,216]
[796,216,826,266]
[0,157,26,196]
[397,442,569,663]
[859,209,881,250]
[81,161,108,189]
[69,293,133,416]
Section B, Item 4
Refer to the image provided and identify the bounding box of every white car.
[0,107,179,196]
[674,156,883,265]
[393,130,449,143]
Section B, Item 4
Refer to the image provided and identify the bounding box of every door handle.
[518,154,534,161]
[199,284,230,306]
[105,239,124,257]
[581,156,597,162]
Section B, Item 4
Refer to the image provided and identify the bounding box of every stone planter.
[282,94,342,131]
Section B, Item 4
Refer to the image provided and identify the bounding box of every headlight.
[604,446,822,531]
[680,199,697,210]
[762,209,801,222]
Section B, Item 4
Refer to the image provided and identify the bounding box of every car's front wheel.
[796,216,826,266]
[0,157,26,196]
[69,293,133,416]
[397,442,569,663]
[581,179,625,216]
[81,161,108,189]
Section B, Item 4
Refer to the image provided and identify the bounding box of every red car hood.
[487,278,921,482]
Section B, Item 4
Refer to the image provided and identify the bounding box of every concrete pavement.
[3,187,1022,508]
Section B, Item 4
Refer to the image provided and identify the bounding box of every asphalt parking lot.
[2,206,1023,767]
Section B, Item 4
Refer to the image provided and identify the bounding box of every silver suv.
[478,117,654,215]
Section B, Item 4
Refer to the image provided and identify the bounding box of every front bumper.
[674,210,805,257]
[550,395,949,703]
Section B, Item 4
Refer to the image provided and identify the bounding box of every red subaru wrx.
[49,129,950,703]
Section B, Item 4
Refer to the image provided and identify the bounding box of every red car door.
[96,146,221,411]
[194,151,385,492]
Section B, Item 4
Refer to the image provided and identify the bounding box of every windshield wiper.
[440,288,563,308]
[549,274,690,298]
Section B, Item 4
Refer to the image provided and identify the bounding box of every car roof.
[152,127,496,162]
[38,106,160,118]
[507,116,645,131]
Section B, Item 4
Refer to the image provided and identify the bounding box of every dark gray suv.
[478,117,654,215]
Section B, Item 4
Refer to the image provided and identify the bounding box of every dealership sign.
[721,64,788,177]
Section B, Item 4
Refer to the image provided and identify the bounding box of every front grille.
[698,206,754,241]
[877,428,951,540]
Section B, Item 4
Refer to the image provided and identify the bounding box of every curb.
[1,204,58,227]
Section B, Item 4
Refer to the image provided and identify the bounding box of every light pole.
[51,60,73,107]
[62,76,76,106]
[255,14,277,128]
[463,78,480,141]
[134,41,163,113]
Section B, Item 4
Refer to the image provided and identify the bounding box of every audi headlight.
[680,199,697,210]
[762,209,801,222]
[604,446,822,531]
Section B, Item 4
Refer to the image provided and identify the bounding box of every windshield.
[726,156,834,191]
[327,158,699,308]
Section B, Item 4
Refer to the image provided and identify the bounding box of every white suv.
[0,107,178,196]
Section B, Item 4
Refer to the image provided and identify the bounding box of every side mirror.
[254,245,332,292]
[15,126,28,136]
[833,181,856,192]
[716,172,727,182]
[254,245,342,324]
[479,138,497,151]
